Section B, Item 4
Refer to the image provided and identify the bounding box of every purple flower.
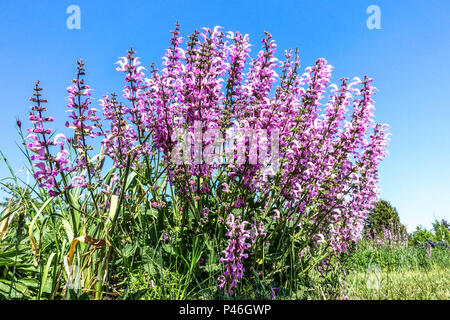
[221,183,230,193]
[70,175,87,188]
[218,214,265,295]
[271,287,280,299]
[201,207,210,217]
[26,81,70,195]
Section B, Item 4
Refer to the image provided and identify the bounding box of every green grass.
[342,241,450,300]
[344,267,450,300]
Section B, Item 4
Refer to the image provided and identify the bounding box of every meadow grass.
[342,241,450,300]
[345,267,450,300]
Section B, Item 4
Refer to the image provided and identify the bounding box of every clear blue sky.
[0,0,449,231]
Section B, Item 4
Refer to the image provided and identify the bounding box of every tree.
[365,200,406,236]
[432,219,450,243]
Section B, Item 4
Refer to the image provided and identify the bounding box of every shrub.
[433,219,450,243]
[410,219,450,247]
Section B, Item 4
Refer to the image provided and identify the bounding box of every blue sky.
[0,0,449,231]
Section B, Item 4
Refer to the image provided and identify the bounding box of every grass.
[342,241,450,300]
[345,267,450,300]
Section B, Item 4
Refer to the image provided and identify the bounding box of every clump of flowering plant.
[365,221,409,247]
[14,23,389,299]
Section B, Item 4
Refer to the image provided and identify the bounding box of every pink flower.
[70,175,87,188]
[221,183,230,193]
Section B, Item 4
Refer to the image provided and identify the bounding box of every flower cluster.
[65,60,105,190]
[218,214,264,295]
[365,221,409,247]
[100,93,137,168]
[27,81,70,196]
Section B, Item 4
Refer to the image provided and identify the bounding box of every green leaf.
[122,243,136,258]
[28,197,54,266]
[39,252,55,298]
